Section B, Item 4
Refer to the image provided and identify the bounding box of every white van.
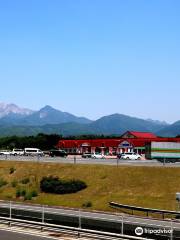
[24,148,44,156]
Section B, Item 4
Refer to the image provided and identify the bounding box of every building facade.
[57,131,180,156]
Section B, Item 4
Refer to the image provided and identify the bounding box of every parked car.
[91,153,105,159]
[49,149,67,157]
[82,153,92,158]
[121,152,142,160]
[12,149,24,156]
[24,148,44,157]
[0,150,12,155]
[43,150,51,156]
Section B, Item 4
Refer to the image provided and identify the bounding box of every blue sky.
[0,0,179,123]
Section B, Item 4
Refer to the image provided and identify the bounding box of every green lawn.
[0,161,179,213]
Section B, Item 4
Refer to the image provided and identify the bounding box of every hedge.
[40,176,87,194]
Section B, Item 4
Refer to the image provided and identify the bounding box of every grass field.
[0,161,179,213]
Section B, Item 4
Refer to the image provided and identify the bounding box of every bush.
[24,192,32,201]
[16,188,37,200]
[16,189,26,198]
[31,190,38,198]
[16,189,21,198]
[11,180,17,188]
[0,178,7,187]
[40,176,87,194]
[82,201,92,208]
[21,189,26,196]
[9,167,16,174]
[21,178,30,184]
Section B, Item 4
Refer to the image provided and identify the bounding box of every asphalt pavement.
[0,229,57,240]
[0,155,180,167]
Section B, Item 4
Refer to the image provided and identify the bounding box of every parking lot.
[1,154,180,167]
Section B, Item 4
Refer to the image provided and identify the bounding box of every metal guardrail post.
[42,205,45,224]
[9,201,12,227]
[78,209,81,238]
[79,209,81,229]
[41,205,45,232]
[170,219,173,240]
[9,201,12,219]
[121,215,124,235]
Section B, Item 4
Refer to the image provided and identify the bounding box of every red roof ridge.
[123,131,157,138]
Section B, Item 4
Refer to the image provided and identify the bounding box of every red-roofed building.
[57,131,180,156]
[121,131,157,139]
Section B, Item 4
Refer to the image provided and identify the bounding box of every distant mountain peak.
[40,105,55,111]
[38,105,62,119]
[0,102,34,118]
[0,102,178,137]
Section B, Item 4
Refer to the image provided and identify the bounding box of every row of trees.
[0,133,122,150]
[0,134,61,150]
[0,132,179,151]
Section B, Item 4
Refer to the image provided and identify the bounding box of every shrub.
[16,189,21,198]
[40,176,87,194]
[21,178,30,184]
[11,180,17,188]
[9,167,16,174]
[31,190,38,198]
[16,189,26,198]
[24,192,32,201]
[21,189,26,196]
[0,178,7,187]
[82,201,92,208]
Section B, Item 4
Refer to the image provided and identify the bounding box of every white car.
[91,153,105,159]
[12,149,24,156]
[121,152,142,160]
[0,150,12,155]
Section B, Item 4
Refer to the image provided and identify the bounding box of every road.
[0,201,179,239]
[0,155,180,167]
[0,229,58,240]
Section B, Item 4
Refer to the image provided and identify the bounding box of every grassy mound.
[0,161,179,212]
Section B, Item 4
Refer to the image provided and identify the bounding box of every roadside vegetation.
[0,161,179,213]
[40,176,87,194]
[0,134,61,150]
[0,133,124,151]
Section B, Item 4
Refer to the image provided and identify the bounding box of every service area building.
[57,131,180,156]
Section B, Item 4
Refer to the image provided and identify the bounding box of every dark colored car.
[49,149,68,157]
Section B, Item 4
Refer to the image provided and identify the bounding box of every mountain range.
[0,103,179,137]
